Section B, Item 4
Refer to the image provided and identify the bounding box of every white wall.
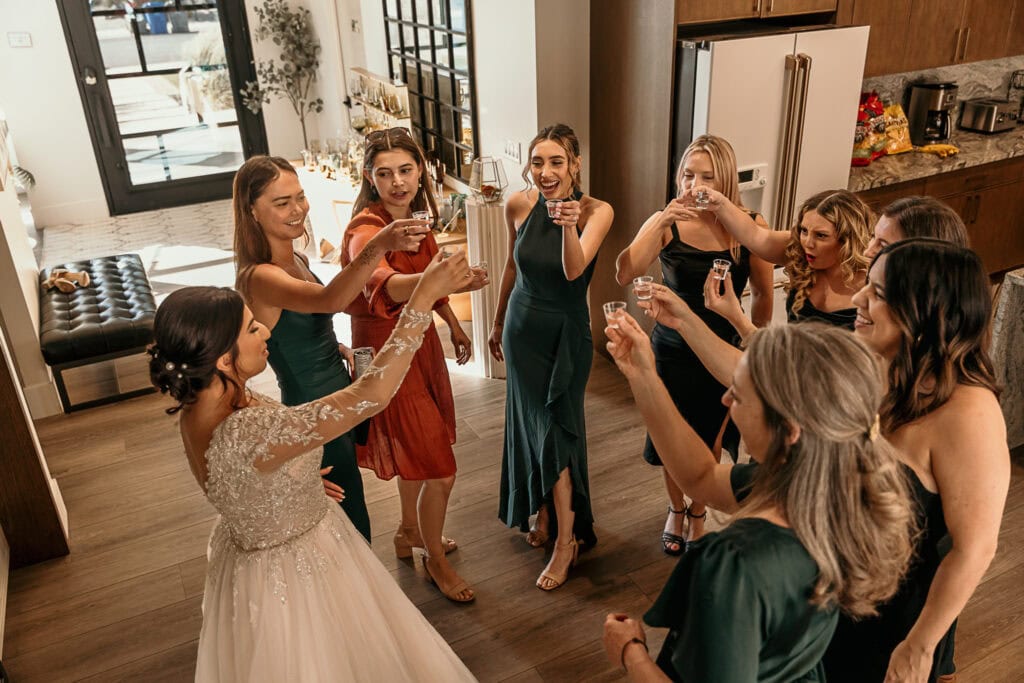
[473,0,539,192]
[534,0,590,190]
[0,166,62,418]
[0,1,109,228]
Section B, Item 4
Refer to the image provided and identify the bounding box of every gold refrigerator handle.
[781,53,813,232]
[773,55,800,231]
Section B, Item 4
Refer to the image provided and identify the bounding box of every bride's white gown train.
[193,307,476,681]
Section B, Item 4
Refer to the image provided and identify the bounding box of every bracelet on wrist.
[620,637,648,672]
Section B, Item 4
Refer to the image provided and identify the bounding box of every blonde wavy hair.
[784,190,873,315]
[737,323,915,617]
[676,135,743,261]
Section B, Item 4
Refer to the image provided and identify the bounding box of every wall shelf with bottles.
[347,67,411,131]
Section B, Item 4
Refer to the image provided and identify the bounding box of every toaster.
[959,98,1019,133]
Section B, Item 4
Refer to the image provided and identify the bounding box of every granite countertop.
[848,124,1024,192]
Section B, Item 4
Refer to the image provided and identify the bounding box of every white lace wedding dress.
[192,307,476,682]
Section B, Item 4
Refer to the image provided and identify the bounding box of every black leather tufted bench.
[39,253,157,412]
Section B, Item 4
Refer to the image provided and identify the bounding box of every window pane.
[94,12,141,75]
[400,0,414,20]
[123,125,242,186]
[452,41,469,73]
[385,0,398,17]
[450,0,467,32]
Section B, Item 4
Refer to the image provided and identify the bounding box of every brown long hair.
[232,155,299,301]
[521,123,582,193]
[149,286,246,415]
[874,239,999,433]
[737,323,915,617]
[352,129,438,218]
[881,196,969,247]
[675,134,743,261]
[785,189,873,315]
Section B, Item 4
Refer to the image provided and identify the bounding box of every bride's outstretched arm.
[253,252,470,471]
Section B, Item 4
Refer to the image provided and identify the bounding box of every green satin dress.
[266,303,371,541]
[498,191,597,544]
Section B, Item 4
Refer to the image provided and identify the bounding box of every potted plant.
[239,0,324,150]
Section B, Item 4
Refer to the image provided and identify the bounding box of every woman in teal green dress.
[232,155,429,541]
[489,124,614,591]
[602,319,916,682]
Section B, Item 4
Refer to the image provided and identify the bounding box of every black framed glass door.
[58,0,267,215]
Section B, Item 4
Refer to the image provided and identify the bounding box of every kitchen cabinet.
[675,0,836,24]
[763,0,838,16]
[676,0,759,24]
[857,157,1024,274]
[841,0,1021,75]
[850,0,913,77]
[960,0,1015,63]
[902,0,967,72]
[1007,0,1024,55]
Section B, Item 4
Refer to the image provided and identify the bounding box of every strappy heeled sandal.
[526,506,551,547]
[421,555,475,603]
[393,525,457,559]
[661,505,688,556]
[685,506,708,543]
[536,537,579,591]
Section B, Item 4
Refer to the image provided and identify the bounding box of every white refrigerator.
[673,26,869,231]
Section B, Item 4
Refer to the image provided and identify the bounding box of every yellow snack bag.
[884,104,913,155]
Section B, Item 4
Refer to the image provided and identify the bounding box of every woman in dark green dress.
[602,319,915,682]
[629,240,1010,682]
[232,155,429,540]
[488,124,613,591]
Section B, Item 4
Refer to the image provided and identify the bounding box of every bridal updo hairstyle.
[149,286,246,415]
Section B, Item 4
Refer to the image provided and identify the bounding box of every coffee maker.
[907,82,959,146]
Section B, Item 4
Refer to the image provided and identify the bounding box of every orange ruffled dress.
[342,204,457,481]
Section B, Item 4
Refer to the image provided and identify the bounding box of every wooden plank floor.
[3,355,1023,681]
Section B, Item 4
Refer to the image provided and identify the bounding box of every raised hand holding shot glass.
[547,199,564,219]
[633,275,654,300]
[712,258,731,280]
[603,301,628,329]
[695,189,711,210]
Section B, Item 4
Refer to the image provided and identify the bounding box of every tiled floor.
[39,199,237,294]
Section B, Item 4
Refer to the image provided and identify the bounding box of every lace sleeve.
[255,305,433,471]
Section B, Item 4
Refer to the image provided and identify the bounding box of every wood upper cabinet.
[677,0,760,24]
[960,0,1015,63]
[762,0,838,16]
[676,0,837,24]
[845,0,1021,75]
[850,0,913,77]
[1005,0,1024,54]
[902,0,967,72]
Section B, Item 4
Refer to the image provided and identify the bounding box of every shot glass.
[695,189,711,210]
[412,210,432,229]
[440,246,455,259]
[547,199,564,219]
[473,260,489,273]
[712,258,731,280]
[633,275,654,301]
[603,301,628,329]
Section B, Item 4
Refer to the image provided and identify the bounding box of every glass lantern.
[469,156,507,203]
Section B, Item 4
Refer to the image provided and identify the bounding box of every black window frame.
[382,0,478,182]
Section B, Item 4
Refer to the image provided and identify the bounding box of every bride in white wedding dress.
[149,252,477,682]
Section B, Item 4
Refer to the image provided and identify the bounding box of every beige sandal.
[536,537,579,591]
[393,525,457,559]
[421,555,475,603]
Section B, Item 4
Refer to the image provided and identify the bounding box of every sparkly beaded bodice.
[199,305,435,552]
[205,400,342,550]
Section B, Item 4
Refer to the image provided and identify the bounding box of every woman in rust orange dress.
[342,128,487,603]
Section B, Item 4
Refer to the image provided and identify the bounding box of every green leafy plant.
[13,165,35,190]
[239,0,324,149]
